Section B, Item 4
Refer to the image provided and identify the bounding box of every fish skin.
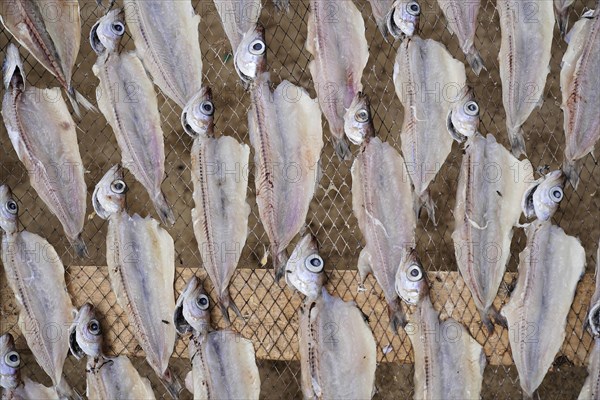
[501,220,585,398]
[393,36,466,223]
[91,9,175,226]
[521,170,565,221]
[387,0,421,40]
[561,8,600,189]
[306,0,369,160]
[452,133,533,332]
[497,0,554,157]
[367,0,394,36]
[285,234,326,301]
[554,0,575,36]
[123,0,203,110]
[213,0,262,52]
[447,86,480,142]
[437,0,484,75]
[0,0,94,116]
[1,44,88,257]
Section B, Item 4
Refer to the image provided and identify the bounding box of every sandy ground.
[1,0,599,398]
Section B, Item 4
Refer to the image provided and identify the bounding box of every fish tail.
[420,190,437,226]
[557,9,570,37]
[563,159,581,190]
[3,44,25,90]
[388,299,407,332]
[333,136,352,161]
[273,0,289,12]
[70,234,89,259]
[218,290,243,324]
[466,49,485,76]
[160,367,183,400]
[66,87,97,119]
[152,192,176,226]
[55,376,82,400]
[508,127,527,158]
[273,248,289,282]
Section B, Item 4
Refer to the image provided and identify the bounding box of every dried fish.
[235,25,324,281]
[393,36,466,222]
[387,0,421,40]
[0,0,95,116]
[174,277,260,400]
[555,0,575,36]
[395,250,486,400]
[561,8,599,188]
[69,303,156,400]
[580,240,600,400]
[213,0,262,53]
[0,185,77,398]
[2,43,88,256]
[521,170,565,221]
[345,92,415,331]
[183,87,251,322]
[498,0,554,157]
[90,9,175,226]
[92,165,180,399]
[501,220,585,398]
[306,0,369,159]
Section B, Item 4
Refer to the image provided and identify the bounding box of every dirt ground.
[1,0,599,398]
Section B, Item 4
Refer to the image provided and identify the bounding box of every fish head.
[182,86,215,138]
[387,0,421,40]
[90,8,125,54]
[234,24,267,84]
[0,185,19,234]
[2,44,25,91]
[0,333,20,390]
[69,303,102,359]
[344,92,375,145]
[447,86,480,143]
[395,249,429,305]
[285,234,325,299]
[92,165,127,219]
[522,170,565,221]
[174,276,211,335]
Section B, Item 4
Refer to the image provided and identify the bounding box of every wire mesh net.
[0,0,599,398]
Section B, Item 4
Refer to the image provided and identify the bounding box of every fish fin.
[55,376,81,400]
[388,299,407,332]
[557,10,570,37]
[272,0,289,12]
[480,306,507,334]
[333,136,352,161]
[273,248,289,282]
[70,234,88,259]
[563,160,581,189]
[508,127,527,158]
[421,190,437,226]
[466,49,485,76]
[152,192,176,226]
[218,291,244,324]
[185,371,194,394]
[160,368,183,400]
[466,213,488,230]
[66,88,97,119]
[357,248,372,288]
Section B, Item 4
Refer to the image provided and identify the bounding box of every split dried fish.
[123,0,203,109]
[580,240,600,399]
[498,0,554,157]
[395,250,486,400]
[213,0,262,53]
[183,87,250,322]
[286,234,377,399]
[387,0,421,39]
[561,8,599,188]
[69,303,156,400]
[437,0,484,75]
[306,0,369,159]
[393,36,466,222]
[555,0,575,36]
[345,92,415,331]
[174,277,260,400]
[92,165,180,399]
[0,185,77,398]
[2,43,88,257]
[0,0,94,116]
[521,170,565,221]
[235,25,324,281]
[90,9,175,226]
[501,220,585,398]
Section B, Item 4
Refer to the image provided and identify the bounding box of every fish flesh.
[386,0,421,40]
[235,25,324,280]
[213,0,262,52]
[393,36,466,222]
[0,0,94,116]
[501,220,585,398]
[69,303,156,400]
[92,165,180,399]
[437,0,484,75]
[345,92,415,331]
[0,185,77,398]
[0,333,62,399]
[521,170,565,221]
[453,131,533,332]
[1,44,88,256]
[123,0,203,110]
[183,87,251,321]
[498,0,554,157]
[395,250,486,400]
[285,234,377,399]
[306,0,369,159]
[367,0,394,35]
[579,240,600,400]
[174,277,260,400]
[561,8,600,188]
[90,9,175,226]
[555,0,575,36]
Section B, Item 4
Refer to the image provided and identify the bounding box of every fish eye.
[199,101,214,116]
[355,108,370,123]
[5,200,18,215]
[88,319,101,336]
[305,254,324,273]
[249,39,266,55]
[110,179,127,194]
[5,351,20,368]
[111,22,125,36]
[407,264,423,282]
[196,294,210,310]
[464,100,479,116]
[407,1,421,16]
[549,186,563,203]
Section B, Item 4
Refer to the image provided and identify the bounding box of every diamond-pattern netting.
[0,0,599,398]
